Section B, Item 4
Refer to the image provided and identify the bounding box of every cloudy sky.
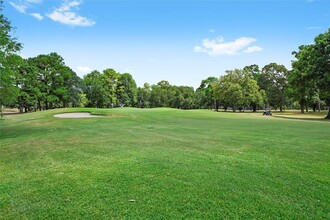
[4,0,329,88]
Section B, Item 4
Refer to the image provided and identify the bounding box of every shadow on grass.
[272,115,329,122]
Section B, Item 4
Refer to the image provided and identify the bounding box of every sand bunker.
[53,112,102,118]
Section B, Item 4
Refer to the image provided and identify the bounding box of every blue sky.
[4,0,330,88]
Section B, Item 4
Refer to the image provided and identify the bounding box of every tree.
[291,28,330,119]
[214,69,265,112]
[137,83,151,108]
[83,70,108,108]
[287,51,314,113]
[196,77,219,110]
[117,73,137,107]
[28,53,79,109]
[0,1,22,115]
[260,63,288,111]
[150,80,171,107]
[102,68,120,107]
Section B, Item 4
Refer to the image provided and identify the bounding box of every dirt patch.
[53,113,102,118]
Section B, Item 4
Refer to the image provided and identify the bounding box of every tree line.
[1,1,329,118]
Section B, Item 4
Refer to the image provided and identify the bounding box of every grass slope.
[0,108,329,219]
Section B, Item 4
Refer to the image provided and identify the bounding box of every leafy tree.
[243,64,261,80]
[83,70,108,108]
[287,54,314,113]
[0,1,22,115]
[196,77,219,110]
[117,73,137,107]
[243,65,267,111]
[150,80,171,107]
[260,63,288,111]
[102,68,120,107]
[11,55,38,113]
[214,69,265,112]
[178,86,195,109]
[291,28,330,119]
[28,53,79,109]
[137,83,151,108]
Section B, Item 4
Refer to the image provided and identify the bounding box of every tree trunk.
[306,105,308,113]
[300,103,305,114]
[318,101,321,112]
[214,100,218,112]
[313,104,316,112]
[326,108,330,120]
[280,105,283,112]
[38,100,42,111]
[252,103,257,112]
[19,98,24,114]
[45,100,49,110]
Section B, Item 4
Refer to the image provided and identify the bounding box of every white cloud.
[47,1,96,27]
[77,66,92,74]
[9,2,28,13]
[194,36,262,56]
[30,13,44,20]
[244,46,263,53]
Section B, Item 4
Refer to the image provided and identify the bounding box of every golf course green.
[0,108,329,219]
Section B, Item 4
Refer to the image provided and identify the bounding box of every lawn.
[0,108,329,219]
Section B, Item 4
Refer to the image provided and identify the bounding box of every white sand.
[53,113,102,118]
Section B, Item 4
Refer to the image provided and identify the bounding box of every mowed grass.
[0,108,329,219]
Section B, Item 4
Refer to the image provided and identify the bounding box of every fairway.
[0,108,329,219]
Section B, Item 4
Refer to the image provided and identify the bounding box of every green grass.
[0,108,329,219]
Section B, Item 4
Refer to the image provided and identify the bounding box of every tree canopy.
[0,0,22,112]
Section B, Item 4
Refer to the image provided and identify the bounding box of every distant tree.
[137,83,151,108]
[260,63,288,111]
[83,70,107,107]
[150,80,171,107]
[214,69,265,112]
[102,68,120,107]
[0,1,22,115]
[28,53,79,109]
[11,55,38,113]
[196,77,219,110]
[117,73,137,107]
[168,86,195,109]
[178,86,195,109]
[243,64,261,80]
[287,55,314,113]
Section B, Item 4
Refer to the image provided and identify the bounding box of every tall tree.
[260,63,288,111]
[150,80,171,107]
[0,1,22,115]
[102,68,120,107]
[196,77,219,110]
[83,70,107,108]
[291,28,330,119]
[137,83,151,108]
[117,73,137,107]
[28,53,79,109]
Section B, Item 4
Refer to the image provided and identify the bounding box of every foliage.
[213,69,265,111]
[196,77,219,110]
[291,28,330,119]
[28,53,81,109]
[0,1,22,113]
[260,63,288,111]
